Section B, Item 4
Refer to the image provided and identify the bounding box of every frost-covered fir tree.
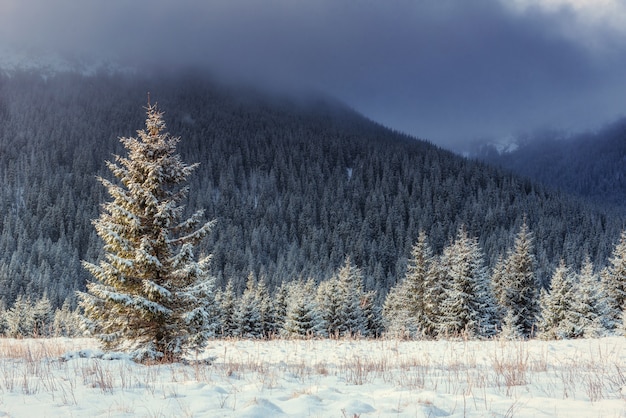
[283,280,324,338]
[53,300,83,337]
[317,278,344,337]
[382,285,412,338]
[383,231,435,338]
[495,221,540,338]
[234,274,263,339]
[404,232,434,329]
[538,260,578,339]
[571,256,608,337]
[79,103,217,362]
[215,280,237,337]
[491,254,507,316]
[437,226,498,338]
[361,290,384,338]
[255,277,275,338]
[422,256,446,338]
[4,295,34,337]
[272,282,290,334]
[335,257,367,337]
[32,295,53,336]
[0,306,5,336]
[499,309,524,339]
[316,257,366,338]
[600,230,626,331]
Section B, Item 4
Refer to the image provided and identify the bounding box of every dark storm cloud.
[2,0,626,149]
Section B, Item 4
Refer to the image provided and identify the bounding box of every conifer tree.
[422,258,446,338]
[497,221,540,338]
[382,231,435,338]
[601,230,626,330]
[53,300,83,337]
[572,256,608,337]
[32,295,53,336]
[4,295,34,337]
[499,309,524,339]
[404,231,433,326]
[382,285,412,338]
[491,254,507,315]
[0,306,6,336]
[234,274,263,338]
[215,280,237,337]
[79,103,217,362]
[283,280,324,338]
[437,226,498,338]
[335,257,367,337]
[272,282,290,335]
[537,260,578,339]
[317,278,343,337]
[361,290,383,338]
[255,277,274,338]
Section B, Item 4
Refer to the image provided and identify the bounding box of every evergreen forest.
[0,70,625,340]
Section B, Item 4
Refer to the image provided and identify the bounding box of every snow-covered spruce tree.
[382,231,435,338]
[255,277,275,338]
[422,256,446,338]
[0,306,5,336]
[53,300,83,337]
[361,290,384,338]
[537,260,578,339]
[437,226,498,338]
[234,273,263,339]
[215,280,237,337]
[271,282,290,335]
[382,284,412,338]
[495,221,540,338]
[283,280,325,338]
[600,230,626,331]
[335,257,367,337]
[32,295,53,337]
[491,254,507,316]
[4,295,35,337]
[79,103,217,362]
[316,257,367,338]
[499,309,524,340]
[571,256,608,337]
[316,278,344,337]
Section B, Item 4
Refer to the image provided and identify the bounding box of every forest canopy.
[0,70,623,311]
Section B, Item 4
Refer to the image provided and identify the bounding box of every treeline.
[0,70,624,311]
[2,224,624,341]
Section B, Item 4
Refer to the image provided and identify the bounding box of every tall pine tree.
[571,256,608,337]
[496,221,540,338]
[437,226,498,338]
[601,230,626,331]
[537,260,577,339]
[79,103,217,362]
[383,231,436,338]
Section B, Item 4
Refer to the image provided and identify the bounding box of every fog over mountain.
[2,0,626,149]
[474,118,626,211]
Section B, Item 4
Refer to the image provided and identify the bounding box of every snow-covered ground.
[0,337,624,417]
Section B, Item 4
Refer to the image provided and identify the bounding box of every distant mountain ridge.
[0,44,134,77]
[0,69,623,308]
[475,120,626,211]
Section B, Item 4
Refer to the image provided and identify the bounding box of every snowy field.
[0,337,625,417]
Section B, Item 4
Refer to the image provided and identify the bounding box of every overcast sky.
[2,0,626,150]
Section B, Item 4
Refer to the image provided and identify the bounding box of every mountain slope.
[0,70,623,308]
[475,121,626,211]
